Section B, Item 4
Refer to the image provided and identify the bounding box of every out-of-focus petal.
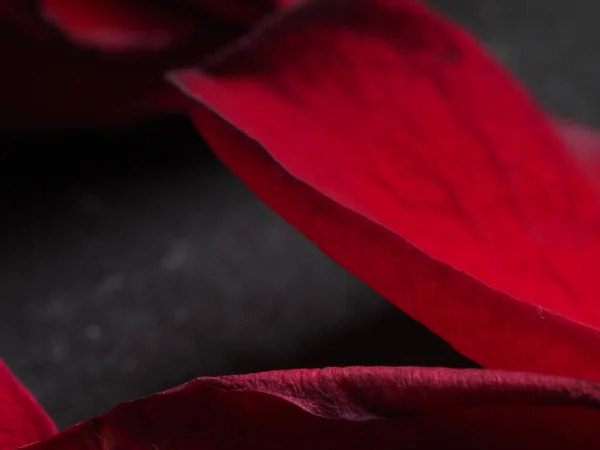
[39,0,199,52]
[171,0,600,380]
[0,360,56,450]
[0,25,195,132]
[20,367,600,449]
[0,0,289,130]
[38,0,292,52]
[188,0,291,24]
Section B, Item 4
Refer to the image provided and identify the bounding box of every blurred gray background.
[0,0,598,429]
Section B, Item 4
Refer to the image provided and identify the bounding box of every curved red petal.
[0,361,56,450]
[20,367,600,449]
[171,0,600,379]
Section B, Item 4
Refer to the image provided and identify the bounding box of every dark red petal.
[20,367,600,449]
[171,0,600,380]
[38,0,291,52]
[0,26,193,132]
[0,0,285,130]
[187,0,290,25]
[0,360,56,449]
[39,0,198,52]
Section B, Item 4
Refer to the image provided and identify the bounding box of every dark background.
[1,0,598,429]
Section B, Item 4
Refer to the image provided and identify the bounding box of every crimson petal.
[20,367,600,449]
[171,0,600,380]
[0,360,55,450]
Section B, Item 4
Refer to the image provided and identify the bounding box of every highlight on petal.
[20,367,600,449]
[0,360,56,449]
[171,0,600,380]
[39,0,198,52]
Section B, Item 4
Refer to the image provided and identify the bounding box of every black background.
[1,0,598,429]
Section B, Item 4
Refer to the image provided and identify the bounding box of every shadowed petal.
[20,367,600,449]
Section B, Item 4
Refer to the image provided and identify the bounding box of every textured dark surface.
[0,0,598,429]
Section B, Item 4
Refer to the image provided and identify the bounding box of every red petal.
[0,27,191,132]
[38,0,289,52]
[39,0,200,52]
[0,360,56,449]
[171,0,600,380]
[187,0,290,25]
[0,0,288,130]
[20,367,600,449]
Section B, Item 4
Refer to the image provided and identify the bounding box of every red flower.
[3,0,600,449]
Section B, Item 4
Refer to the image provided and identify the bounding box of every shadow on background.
[0,117,473,428]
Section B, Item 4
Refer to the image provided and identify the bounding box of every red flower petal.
[20,367,600,449]
[0,360,56,449]
[0,0,249,132]
[0,26,191,132]
[39,0,199,52]
[0,0,290,130]
[171,0,600,380]
[38,0,289,52]
[187,0,290,25]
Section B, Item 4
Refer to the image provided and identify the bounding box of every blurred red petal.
[0,27,192,132]
[0,0,285,130]
[188,0,291,24]
[172,0,600,379]
[0,360,56,449]
[20,367,600,449]
[40,0,198,52]
[39,0,291,52]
